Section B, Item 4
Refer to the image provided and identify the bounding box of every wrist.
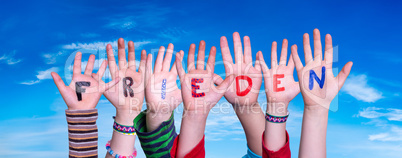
[115,110,140,125]
[304,104,329,118]
[266,102,288,116]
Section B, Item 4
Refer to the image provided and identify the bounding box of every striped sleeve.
[66,109,98,158]
[133,111,177,158]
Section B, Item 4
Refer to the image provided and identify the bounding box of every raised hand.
[175,41,233,157]
[293,29,353,158]
[51,52,119,110]
[259,39,300,109]
[259,39,300,152]
[144,44,183,131]
[291,29,353,109]
[218,32,262,106]
[218,33,265,155]
[176,41,233,113]
[94,38,146,119]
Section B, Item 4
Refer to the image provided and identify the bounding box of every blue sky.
[1,0,401,157]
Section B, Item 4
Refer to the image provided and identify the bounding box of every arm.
[174,41,233,157]
[291,29,353,158]
[51,52,119,157]
[131,44,183,157]
[218,33,265,156]
[96,38,146,157]
[258,39,299,158]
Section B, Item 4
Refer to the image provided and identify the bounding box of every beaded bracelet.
[106,140,137,158]
[265,112,289,123]
[113,116,136,135]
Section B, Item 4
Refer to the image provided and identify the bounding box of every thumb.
[336,61,353,91]
[216,74,234,92]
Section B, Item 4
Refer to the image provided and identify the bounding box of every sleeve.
[170,135,205,158]
[243,145,262,158]
[133,110,177,158]
[65,109,98,158]
[262,131,291,158]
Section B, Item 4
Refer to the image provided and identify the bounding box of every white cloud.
[358,107,402,121]
[20,67,59,85]
[43,51,63,64]
[342,74,383,102]
[0,51,22,65]
[369,126,402,141]
[62,40,152,50]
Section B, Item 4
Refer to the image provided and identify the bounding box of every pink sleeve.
[262,131,291,158]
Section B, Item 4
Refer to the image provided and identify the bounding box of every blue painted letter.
[309,66,326,90]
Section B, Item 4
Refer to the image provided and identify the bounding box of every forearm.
[264,102,288,151]
[66,109,98,158]
[146,109,173,132]
[233,102,265,155]
[299,105,329,158]
[177,110,208,158]
[106,110,140,158]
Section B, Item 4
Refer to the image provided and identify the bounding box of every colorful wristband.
[106,140,137,158]
[113,116,136,135]
[265,112,289,123]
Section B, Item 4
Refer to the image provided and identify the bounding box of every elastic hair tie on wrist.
[106,140,137,158]
[113,116,136,135]
[265,112,289,123]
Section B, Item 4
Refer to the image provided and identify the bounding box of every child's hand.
[291,29,353,109]
[176,41,233,114]
[145,44,183,113]
[259,39,300,109]
[95,38,146,113]
[51,52,120,110]
[217,32,262,106]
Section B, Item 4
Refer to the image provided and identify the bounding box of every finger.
[51,72,67,93]
[154,46,165,73]
[162,43,174,72]
[197,40,206,70]
[145,54,153,84]
[206,46,216,73]
[233,32,243,64]
[91,73,99,81]
[106,44,118,78]
[279,39,288,66]
[171,50,184,75]
[336,62,353,91]
[213,73,224,85]
[117,38,127,69]
[258,51,270,77]
[139,50,147,74]
[254,51,261,72]
[271,41,278,69]
[96,60,108,79]
[175,52,186,81]
[187,44,196,71]
[324,34,333,68]
[216,74,234,92]
[103,77,121,92]
[220,36,234,72]
[84,54,95,75]
[73,52,82,75]
[243,36,252,64]
[313,29,323,61]
[291,45,303,72]
[128,41,136,70]
[303,33,313,64]
[287,53,295,70]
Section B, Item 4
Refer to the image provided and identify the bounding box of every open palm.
[52,52,119,110]
[259,39,300,105]
[291,29,353,108]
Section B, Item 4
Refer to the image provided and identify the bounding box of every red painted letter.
[236,75,252,96]
[273,74,285,92]
[191,78,205,97]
